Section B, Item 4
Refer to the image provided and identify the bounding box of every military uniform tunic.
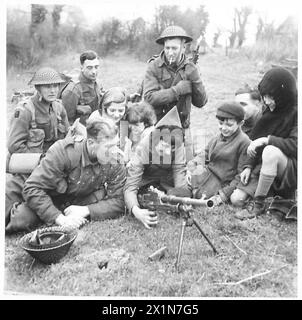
[22,136,126,225]
[61,73,102,124]
[7,94,69,154]
[143,51,207,128]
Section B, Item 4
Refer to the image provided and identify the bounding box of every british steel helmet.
[28,67,65,86]
[156,25,193,45]
[20,226,78,264]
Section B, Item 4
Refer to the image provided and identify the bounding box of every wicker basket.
[20,226,78,264]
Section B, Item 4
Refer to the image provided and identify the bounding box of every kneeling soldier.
[6,118,126,233]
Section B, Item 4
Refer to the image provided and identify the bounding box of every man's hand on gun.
[132,205,158,229]
[174,80,192,96]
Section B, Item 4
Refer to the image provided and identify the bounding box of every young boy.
[187,101,250,205]
[124,106,191,229]
[235,84,263,136]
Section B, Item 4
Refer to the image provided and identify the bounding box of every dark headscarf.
[249,67,297,140]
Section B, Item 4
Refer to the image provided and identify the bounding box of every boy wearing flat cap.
[187,101,250,205]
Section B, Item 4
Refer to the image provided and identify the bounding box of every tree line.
[7,4,297,69]
[7,4,209,68]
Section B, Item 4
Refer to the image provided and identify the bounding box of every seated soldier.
[234,84,263,136]
[124,106,191,229]
[6,67,70,229]
[187,101,250,205]
[124,101,157,162]
[5,118,126,233]
[231,67,297,218]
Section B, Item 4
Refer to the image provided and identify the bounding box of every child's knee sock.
[254,172,276,198]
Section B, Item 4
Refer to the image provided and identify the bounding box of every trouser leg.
[5,173,28,226]
[5,202,42,234]
[5,173,41,234]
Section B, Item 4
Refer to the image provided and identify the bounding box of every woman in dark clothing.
[231,67,297,219]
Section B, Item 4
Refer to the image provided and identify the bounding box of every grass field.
[4,50,298,297]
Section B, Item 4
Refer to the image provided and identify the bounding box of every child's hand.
[240,168,251,185]
[247,137,268,158]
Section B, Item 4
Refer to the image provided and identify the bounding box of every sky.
[79,0,299,24]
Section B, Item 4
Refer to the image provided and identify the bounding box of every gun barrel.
[160,195,214,208]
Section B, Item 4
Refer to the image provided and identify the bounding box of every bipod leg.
[192,218,218,254]
[175,218,187,272]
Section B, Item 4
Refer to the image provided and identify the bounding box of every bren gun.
[139,187,218,271]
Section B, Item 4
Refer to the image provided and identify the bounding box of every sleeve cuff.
[171,87,180,101]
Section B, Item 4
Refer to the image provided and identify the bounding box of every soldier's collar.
[82,140,99,167]
[32,93,52,109]
[79,72,97,85]
[158,50,185,68]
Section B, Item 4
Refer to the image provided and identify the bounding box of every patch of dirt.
[80,248,130,271]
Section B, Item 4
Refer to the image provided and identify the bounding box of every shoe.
[234,197,266,220]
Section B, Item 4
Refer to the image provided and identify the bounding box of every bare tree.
[29,4,48,64]
[228,6,252,48]
[236,6,253,47]
[52,5,64,43]
[126,17,146,50]
[154,5,182,33]
[229,11,237,48]
[30,4,47,42]
[256,16,264,41]
[213,28,222,47]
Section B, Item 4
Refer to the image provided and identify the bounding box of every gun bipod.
[175,206,218,272]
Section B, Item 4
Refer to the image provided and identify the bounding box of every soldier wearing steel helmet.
[143,25,208,129]
[7,67,70,155]
[6,67,70,232]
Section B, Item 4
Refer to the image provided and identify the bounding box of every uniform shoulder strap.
[52,100,64,122]
[19,98,36,128]
[147,54,159,64]
[58,78,82,98]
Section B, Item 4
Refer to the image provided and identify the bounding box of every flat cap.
[216,101,245,121]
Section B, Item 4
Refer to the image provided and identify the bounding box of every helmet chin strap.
[36,91,49,104]
[34,88,43,102]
